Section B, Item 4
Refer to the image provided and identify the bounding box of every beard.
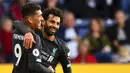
[44,25,58,36]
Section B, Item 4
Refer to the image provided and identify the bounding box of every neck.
[23,20,35,32]
[118,23,125,28]
[42,31,55,41]
[92,32,100,38]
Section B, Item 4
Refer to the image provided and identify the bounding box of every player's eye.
[50,20,55,24]
[57,22,60,26]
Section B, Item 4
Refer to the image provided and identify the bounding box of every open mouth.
[49,28,56,32]
[38,24,41,28]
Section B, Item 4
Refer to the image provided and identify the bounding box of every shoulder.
[13,20,23,25]
[12,29,24,45]
[56,37,70,52]
[13,28,23,35]
[34,35,41,48]
[57,37,66,45]
[102,34,109,38]
[35,35,41,41]
[106,24,116,30]
[85,33,92,39]
[86,54,97,63]
[109,24,117,30]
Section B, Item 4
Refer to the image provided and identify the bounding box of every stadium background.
[0,0,130,73]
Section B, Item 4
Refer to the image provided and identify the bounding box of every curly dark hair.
[42,8,63,23]
[21,3,41,18]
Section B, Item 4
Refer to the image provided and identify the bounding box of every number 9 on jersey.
[14,44,22,66]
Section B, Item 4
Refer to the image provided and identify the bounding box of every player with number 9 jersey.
[12,28,52,73]
[12,3,53,73]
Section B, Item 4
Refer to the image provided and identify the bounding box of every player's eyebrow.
[49,20,60,25]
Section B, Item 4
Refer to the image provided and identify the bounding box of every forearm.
[62,66,72,73]
[29,62,52,73]
[60,54,72,73]
[60,43,72,73]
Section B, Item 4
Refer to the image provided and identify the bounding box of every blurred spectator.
[58,0,65,4]
[96,0,120,18]
[65,0,98,18]
[121,0,130,15]
[65,0,84,18]
[71,39,97,63]
[27,0,43,4]
[56,11,80,59]
[106,10,130,53]
[0,0,5,17]
[83,18,112,62]
[0,37,1,50]
[0,31,5,63]
[65,0,120,18]
[112,46,130,63]
[40,0,64,11]
[126,18,130,27]
[9,0,26,21]
[83,0,99,18]
[0,16,13,63]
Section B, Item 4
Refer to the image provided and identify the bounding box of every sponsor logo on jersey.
[41,50,49,61]
[13,34,24,40]
[41,48,57,63]
[51,48,57,56]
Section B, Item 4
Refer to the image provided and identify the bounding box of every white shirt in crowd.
[65,28,78,59]
[117,28,127,41]
[117,28,130,51]
[113,54,130,63]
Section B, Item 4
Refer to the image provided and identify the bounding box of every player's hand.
[23,32,36,49]
[48,66,55,73]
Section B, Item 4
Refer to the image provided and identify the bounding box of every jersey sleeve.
[28,35,52,73]
[13,20,31,34]
[59,42,72,73]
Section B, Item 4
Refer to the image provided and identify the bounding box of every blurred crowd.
[0,0,130,63]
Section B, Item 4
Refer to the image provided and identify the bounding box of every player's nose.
[41,16,44,20]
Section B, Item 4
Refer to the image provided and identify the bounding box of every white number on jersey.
[14,44,22,66]
[47,56,54,63]
[33,49,40,57]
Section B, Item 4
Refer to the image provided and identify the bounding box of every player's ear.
[28,17,33,24]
